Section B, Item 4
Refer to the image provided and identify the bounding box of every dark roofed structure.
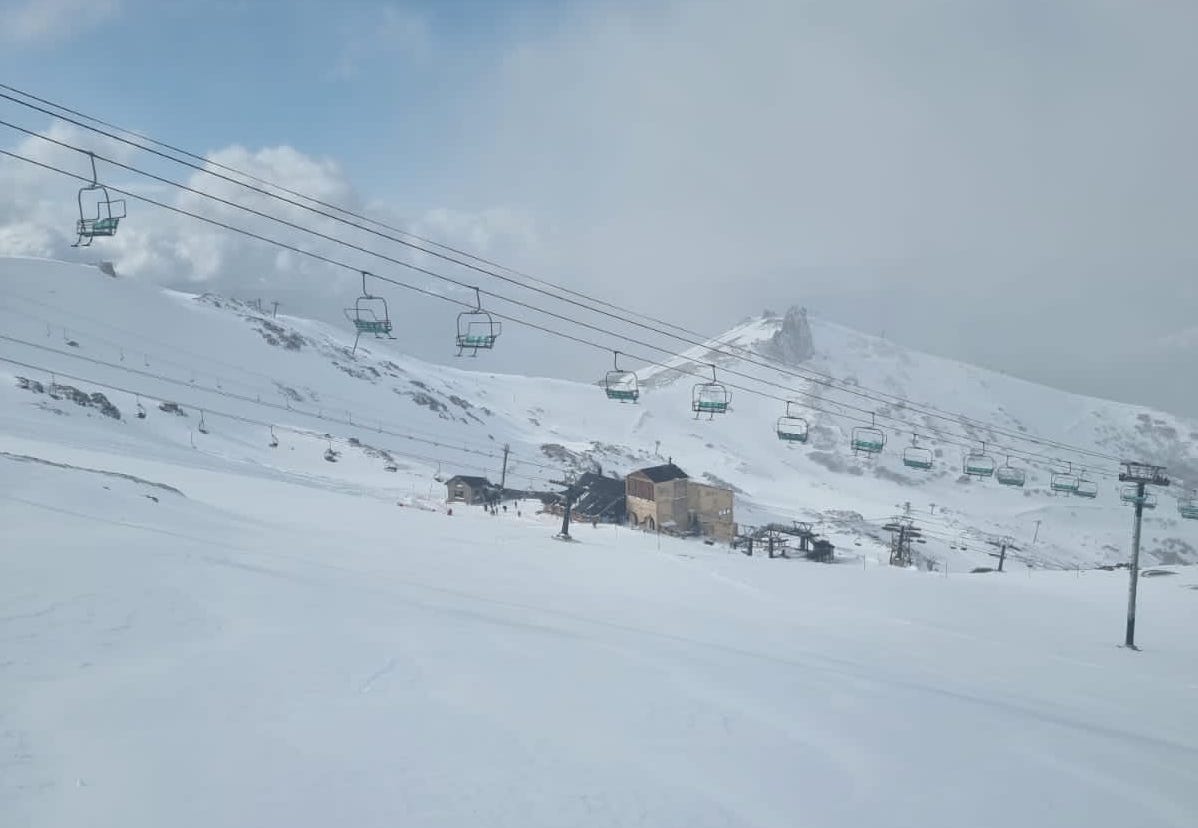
[571,472,628,523]
[633,463,689,483]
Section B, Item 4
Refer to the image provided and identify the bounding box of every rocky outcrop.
[759,305,814,364]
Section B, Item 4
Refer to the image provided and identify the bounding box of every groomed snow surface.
[3,441,1197,827]
[2,258,1197,826]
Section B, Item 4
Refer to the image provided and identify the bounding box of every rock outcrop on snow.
[758,305,814,365]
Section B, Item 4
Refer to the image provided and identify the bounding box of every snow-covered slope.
[2,257,1195,569]
[3,257,1198,827]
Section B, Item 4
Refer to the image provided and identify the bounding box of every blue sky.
[0,0,573,210]
[2,0,1197,416]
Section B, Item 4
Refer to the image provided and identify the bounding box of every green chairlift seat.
[692,364,730,419]
[459,333,498,349]
[456,287,501,356]
[1120,485,1157,509]
[1052,473,1080,493]
[963,444,996,477]
[344,271,395,355]
[776,402,808,443]
[852,431,885,455]
[354,317,392,335]
[902,437,933,470]
[78,216,121,238]
[72,152,126,248]
[603,351,640,403]
[606,387,639,402]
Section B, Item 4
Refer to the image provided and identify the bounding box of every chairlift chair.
[902,435,933,470]
[344,271,395,355]
[603,351,639,402]
[691,364,730,419]
[1051,462,1080,494]
[269,426,279,448]
[995,457,1026,488]
[1074,478,1098,499]
[197,411,209,435]
[135,395,146,420]
[1120,485,1157,509]
[455,287,501,356]
[963,442,995,477]
[851,414,885,455]
[776,401,809,443]
[72,152,126,247]
[1177,491,1198,520]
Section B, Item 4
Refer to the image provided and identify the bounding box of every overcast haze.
[0,0,1195,416]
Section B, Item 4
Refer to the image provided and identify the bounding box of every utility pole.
[987,536,1018,573]
[550,472,579,539]
[1031,519,1042,545]
[1118,462,1169,649]
[271,301,280,318]
[499,443,510,499]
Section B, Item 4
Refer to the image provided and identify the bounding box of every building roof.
[631,463,689,483]
[446,475,492,488]
[572,472,628,518]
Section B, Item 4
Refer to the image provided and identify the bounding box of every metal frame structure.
[603,351,639,402]
[1118,461,1169,649]
[901,435,933,470]
[72,151,126,247]
[1179,490,1198,520]
[692,364,730,419]
[1050,461,1080,494]
[1120,484,1157,509]
[995,456,1026,488]
[776,401,809,443]
[851,413,885,456]
[1074,477,1098,499]
[455,287,501,356]
[963,442,995,477]
[344,271,395,355]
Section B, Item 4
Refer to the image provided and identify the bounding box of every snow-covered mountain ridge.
[2,256,1195,568]
[3,256,1198,828]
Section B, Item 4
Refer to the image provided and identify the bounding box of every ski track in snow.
[1,258,1197,827]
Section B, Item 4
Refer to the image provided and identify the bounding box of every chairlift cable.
[0,90,1127,466]
[0,145,1129,475]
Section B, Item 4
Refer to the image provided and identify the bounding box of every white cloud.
[0,221,55,256]
[0,122,545,361]
[421,0,1198,413]
[0,0,120,44]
